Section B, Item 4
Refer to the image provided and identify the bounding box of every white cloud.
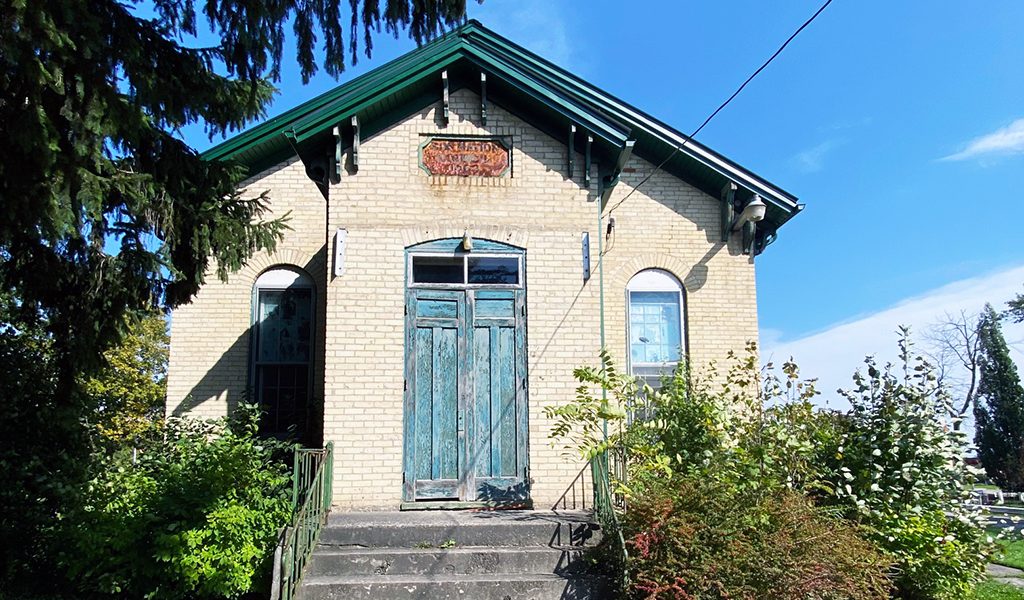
[762,265,1024,411]
[792,139,842,173]
[469,0,574,69]
[941,118,1024,162]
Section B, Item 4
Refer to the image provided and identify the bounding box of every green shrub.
[59,410,292,599]
[547,345,836,497]
[550,334,991,599]
[621,476,891,600]
[824,330,990,599]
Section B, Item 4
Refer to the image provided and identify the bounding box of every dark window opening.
[467,256,519,284]
[412,256,464,284]
[255,285,313,441]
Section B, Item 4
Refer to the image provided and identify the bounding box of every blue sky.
[184,0,1024,399]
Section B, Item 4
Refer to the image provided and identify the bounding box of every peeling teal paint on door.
[403,242,528,503]
[468,289,528,501]
[406,290,466,500]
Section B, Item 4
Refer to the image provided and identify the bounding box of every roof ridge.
[199,19,802,241]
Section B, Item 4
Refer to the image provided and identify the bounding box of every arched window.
[252,267,314,439]
[627,269,685,387]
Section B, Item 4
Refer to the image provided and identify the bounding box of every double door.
[403,287,528,503]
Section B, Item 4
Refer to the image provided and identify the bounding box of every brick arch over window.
[233,248,327,289]
[250,264,317,443]
[608,255,693,295]
[399,224,530,250]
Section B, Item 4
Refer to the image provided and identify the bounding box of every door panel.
[404,282,527,503]
[469,289,528,502]
[406,291,465,501]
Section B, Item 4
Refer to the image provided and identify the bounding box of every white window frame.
[407,252,524,289]
[626,269,686,385]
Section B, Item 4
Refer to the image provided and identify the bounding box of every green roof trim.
[203,19,802,238]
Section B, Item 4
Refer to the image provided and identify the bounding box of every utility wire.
[605,0,834,216]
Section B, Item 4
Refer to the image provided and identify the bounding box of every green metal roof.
[204,20,802,240]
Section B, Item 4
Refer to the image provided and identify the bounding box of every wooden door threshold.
[399,499,534,511]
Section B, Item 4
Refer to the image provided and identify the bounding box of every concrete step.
[297,572,607,600]
[319,510,600,548]
[306,546,590,577]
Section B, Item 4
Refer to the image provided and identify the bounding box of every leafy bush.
[622,476,890,600]
[822,329,990,599]
[547,345,835,497]
[59,410,292,599]
[550,333,990,599]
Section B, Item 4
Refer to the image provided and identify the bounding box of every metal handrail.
[271,442,334,600]
[591,446,628,570]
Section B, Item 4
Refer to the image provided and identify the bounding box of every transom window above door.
[410,254,521,287]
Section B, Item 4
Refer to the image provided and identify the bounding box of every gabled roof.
[204,20,802,244]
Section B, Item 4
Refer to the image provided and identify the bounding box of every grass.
[995,537,1024,570]
[975,580,1024,600]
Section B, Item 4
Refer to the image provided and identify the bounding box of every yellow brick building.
[166,21,801,510]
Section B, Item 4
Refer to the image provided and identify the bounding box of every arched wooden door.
[402,239,529,505]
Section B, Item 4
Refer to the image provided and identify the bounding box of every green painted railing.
[271,442,333,600]
[591,446,628,572]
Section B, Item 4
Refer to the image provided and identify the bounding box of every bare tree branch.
[923,310,981,426]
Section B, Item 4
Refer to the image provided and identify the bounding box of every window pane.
[467,256,519,284]
[258,364,309,439]
[257,288,312,363]
[629,291,681,365]
[412,256,464,284]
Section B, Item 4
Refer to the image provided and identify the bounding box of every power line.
[606,0,834,216]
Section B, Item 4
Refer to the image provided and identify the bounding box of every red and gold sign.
[421,138,509,177]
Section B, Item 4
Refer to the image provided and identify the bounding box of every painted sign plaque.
[421,138,509,177]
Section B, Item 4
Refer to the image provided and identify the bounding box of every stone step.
[297,572,607,600]
[306,546,590,577]
[319,510,600,548]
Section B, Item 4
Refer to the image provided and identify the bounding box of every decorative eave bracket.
[442,70,450,125]
[584,135,593,188]
[480,72,488,125]
[329,116,360,185]
[720,182,737,243]
[567,123,576,179]
[332,125,342,183]
[599,140,636,207]
[350,115,360,173]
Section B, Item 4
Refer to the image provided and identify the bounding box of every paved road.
[988,564,1024,589]
[984,512,1024,535]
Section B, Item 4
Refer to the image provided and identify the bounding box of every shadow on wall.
[172,245,328,447]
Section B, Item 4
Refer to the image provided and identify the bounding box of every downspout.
[597,177,608,440]
[596,140,635,441]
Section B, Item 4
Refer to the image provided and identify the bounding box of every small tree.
[1008,288,1024,323]
[923,310,981,428]
[974,304,1024,492]
[82,312,169,446]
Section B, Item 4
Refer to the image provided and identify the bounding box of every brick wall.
[166,157,328,421]
[167,88,758,510]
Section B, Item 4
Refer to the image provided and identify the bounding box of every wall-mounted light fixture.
[720,185,768,255]
[461,231,474,252]
[731,195,766,231]
[733,195,767,256]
